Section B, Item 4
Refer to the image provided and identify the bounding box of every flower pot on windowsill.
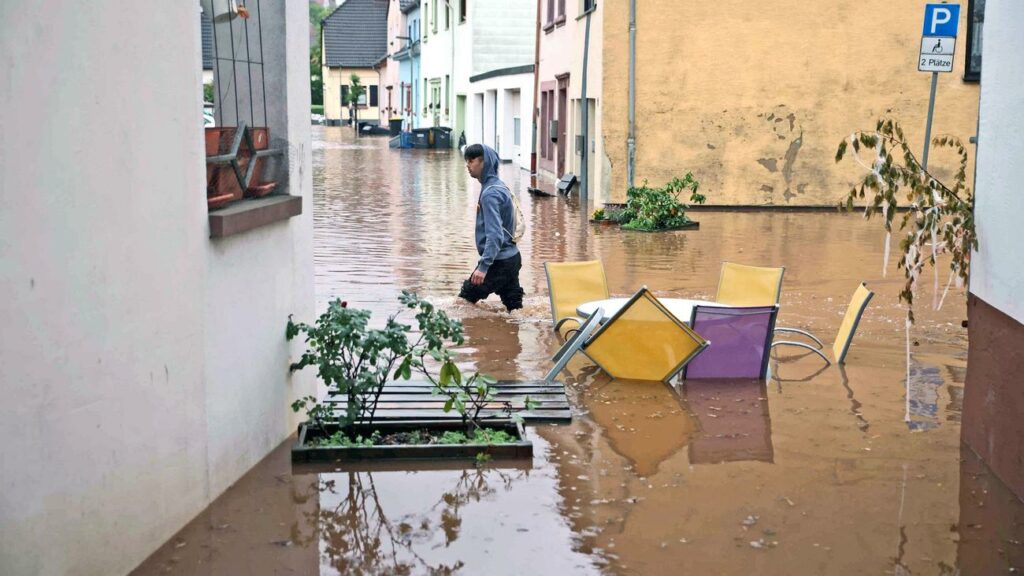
[291,420,533,466]
[205,127,276,209]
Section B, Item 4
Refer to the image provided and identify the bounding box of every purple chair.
[683,305,779,379]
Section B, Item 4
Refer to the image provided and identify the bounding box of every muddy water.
[134,127,1022,575]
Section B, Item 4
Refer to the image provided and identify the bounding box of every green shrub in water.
[620,174,706,231]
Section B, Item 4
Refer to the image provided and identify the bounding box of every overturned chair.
[546,287,708,382]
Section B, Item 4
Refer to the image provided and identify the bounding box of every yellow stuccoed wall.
[602,0,980,206]
[323,66,382,124]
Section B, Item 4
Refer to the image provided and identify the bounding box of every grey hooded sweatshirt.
[474,145,519,274]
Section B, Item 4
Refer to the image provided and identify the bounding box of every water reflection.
[582,379,695,477]
[679,379,774,465]
[308,468,529,574]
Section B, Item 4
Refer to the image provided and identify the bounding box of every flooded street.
[135,127,1022,575]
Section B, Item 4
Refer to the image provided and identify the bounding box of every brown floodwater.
[134,127,1023,575]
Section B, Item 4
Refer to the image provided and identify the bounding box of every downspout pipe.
[579,5,593,204]
[626,0,636,189]
[529,0,542,192]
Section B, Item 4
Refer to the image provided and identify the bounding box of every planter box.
[292,420,533,464]
[593,220,701,231]
[205,127,273,209]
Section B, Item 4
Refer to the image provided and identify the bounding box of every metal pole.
[921,71,938,170]
[579,7,592,204]
[626,0,636,189]
[530,0,542,191]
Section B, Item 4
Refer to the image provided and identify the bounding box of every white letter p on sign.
[931,7,952,34]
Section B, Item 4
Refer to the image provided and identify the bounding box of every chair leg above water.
[774,327,824,349]
[771,340,832,366]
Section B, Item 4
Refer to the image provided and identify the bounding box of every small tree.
[287,291,533,439]
[835,118,976,323]
[347,74,366,135]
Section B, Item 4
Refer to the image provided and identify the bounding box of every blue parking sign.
[922,4,960,37]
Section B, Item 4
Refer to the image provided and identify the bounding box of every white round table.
[576,297,725,324]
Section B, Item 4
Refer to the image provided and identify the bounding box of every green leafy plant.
[287,291,535,441]
[619,174,706,231]
[346,73,366,133]
[287,291,462,435]
[591,208,606,221]
[835,118,976,323]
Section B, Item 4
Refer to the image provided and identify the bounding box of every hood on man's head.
[479,144,501,185]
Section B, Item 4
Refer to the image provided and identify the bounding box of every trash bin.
[411,128,431,149]
[389,118,403,137]
[432,127,452,149]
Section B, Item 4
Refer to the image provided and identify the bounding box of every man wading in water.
[459,144,524,311]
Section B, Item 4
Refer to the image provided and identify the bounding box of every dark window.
[557,0,565,19]
[964,0,984,82]
[583,0,595,13]
[546,0,554,23]
[341,85,349,104]
[445,0,450,28]
[369,85,379,107]
[460,0,466,22]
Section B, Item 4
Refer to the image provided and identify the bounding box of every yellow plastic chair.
[544,260,610,338]
[716,261,825,348]
[583,287,709,382]
[772,283,874,365]
[716,262,786,306]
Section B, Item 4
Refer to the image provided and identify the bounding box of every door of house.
[557,77,568,177]
[430,80,441,127]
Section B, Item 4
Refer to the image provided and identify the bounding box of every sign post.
[919,3,960,170]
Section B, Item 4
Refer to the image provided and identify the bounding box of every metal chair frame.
[771,283,874,365]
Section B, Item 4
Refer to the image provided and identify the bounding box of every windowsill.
[209,195,302,239]
[963,72,980,83]
[555,15,566,27]
[575,7,597,20]
[543,22,555,33]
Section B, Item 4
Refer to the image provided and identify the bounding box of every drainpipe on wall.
[626,0,636,189]
[447,0,455,143]
[579,4,593,204]
[375,63,383,126]
[529,0,542,193]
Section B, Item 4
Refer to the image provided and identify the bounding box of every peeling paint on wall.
[600,0,979,206]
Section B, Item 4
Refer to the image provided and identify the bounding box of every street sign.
[919,4,960,73]
[922,4,960,37]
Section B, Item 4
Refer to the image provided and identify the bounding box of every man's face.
[466,156,484,179]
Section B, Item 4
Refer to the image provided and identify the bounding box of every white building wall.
[0,2,315,574]
[419,0,455,128]
[470,0,535,76]
[970,0,1024,325]
[467,72,536,169]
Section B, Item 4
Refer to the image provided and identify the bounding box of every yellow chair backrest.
[716,262,785,306]
[545,260,610,331]
[584,287,708,382]
[833,283,874,364]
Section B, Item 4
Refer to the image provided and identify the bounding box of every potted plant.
[597,174,706,231]
[287,291,537,464]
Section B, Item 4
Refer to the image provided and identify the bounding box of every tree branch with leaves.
[835,118,976,323]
